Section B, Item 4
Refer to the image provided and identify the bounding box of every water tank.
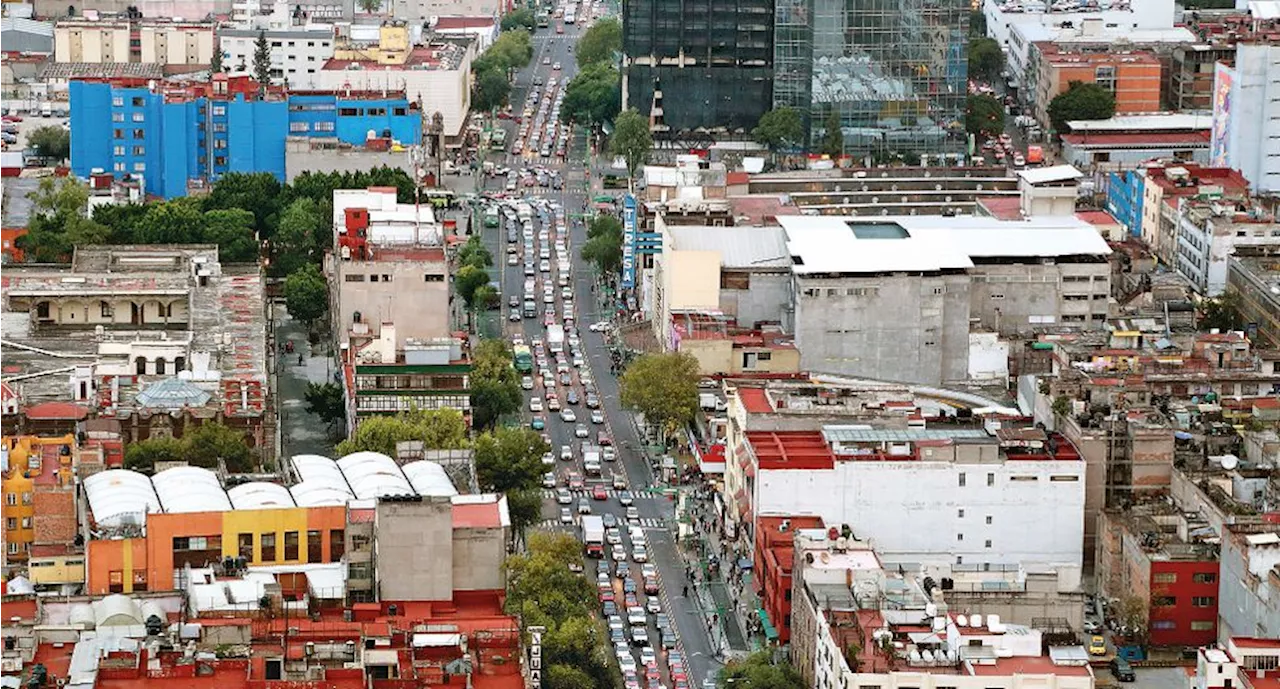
[909,650,922,664]
[987,614,1001,629]
[922,650,935,664]
[925,603,937,617]
[971,614,983,628]
[956,614,967,627]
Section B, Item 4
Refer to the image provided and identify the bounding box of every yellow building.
[3,434,76,563]
[333,23,413,65]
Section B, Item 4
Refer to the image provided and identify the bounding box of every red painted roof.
[1076,210,1119,225]
[23,402,88,420]
[453,500,503,529]
[747,430,835,470]
[433,16,496,28]
[726,171,750,185]
[1233,637,1280,649]
[1061,131,1210,148]
[738,387,773,414]
[978,196,1023,220]
[970,656,1092,676]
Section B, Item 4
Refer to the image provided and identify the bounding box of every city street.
[452,14,727,687]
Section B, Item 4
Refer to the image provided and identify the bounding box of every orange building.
[1031,46,1162,128]
[87,505,348,594]
[1,227,27,262]
[754,514,826,645]
[2,434,76,563]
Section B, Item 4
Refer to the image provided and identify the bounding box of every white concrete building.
[1174,200,1280,296]
[781,215,1112,385]
[1212,43,1280,194]
[1190,638,1280,689]
[429,16,499,52]
[55,19,215,68]
[981,0,1176,75]
[390,0,509,23]
[746,425,1086,571]
[218,9,337,82]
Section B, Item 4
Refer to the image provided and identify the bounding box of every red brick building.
[754,515,825,644]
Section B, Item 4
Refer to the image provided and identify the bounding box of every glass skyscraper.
[773,0,969,156]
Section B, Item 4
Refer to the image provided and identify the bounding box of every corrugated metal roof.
[666,225,791,269]
[1,17,54,36]
[0,17,54,54]
[822,427,990,443]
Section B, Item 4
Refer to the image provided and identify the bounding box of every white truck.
[582,444,602,475]
[547,324,565,354]
[582,515,604,558]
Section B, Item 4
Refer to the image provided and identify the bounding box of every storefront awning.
[757,607,779,641]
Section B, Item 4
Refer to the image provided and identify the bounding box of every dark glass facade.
[623,0,774,133]
[773,0,970,155]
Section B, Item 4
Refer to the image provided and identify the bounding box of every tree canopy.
[561,62,621,125]
[28,126,70,161]
[1047,81,1115,135]
[719,652,805,689]
[580,214,623,275]
[15,178,110,263]
[455,264,492,311]
[470,339,523,430]
[273,197,325,275]
[474,426,549,493]
[125,422,256,473]
[968,38,1005,84]
[821,111,844,156]
[334,409,469,456]
[304,382,347,429]
[474,67,513,112]
[753,107,805,152]
[965,94,1006,139]
[575,18,621,68]
[609,109,653,180]
[253,31,272,89]
[619,352,700,438]
[501,8,536,31]
[284,263,328,326]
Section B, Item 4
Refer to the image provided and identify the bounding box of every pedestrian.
[683,585,688,597]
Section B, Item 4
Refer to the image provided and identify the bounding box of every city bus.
[513,344,533,373]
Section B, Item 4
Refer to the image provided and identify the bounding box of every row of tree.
[124,422,257,473]
[561,19,622,126]
[473,29,535,112]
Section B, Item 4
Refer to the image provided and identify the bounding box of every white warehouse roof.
[337,451,414,499]
[227,482,297,509]
[290,480,355,507]
[778,215,1111,275]
[152,466,232,514]
[402,460,458,496]
[84,469,161,529]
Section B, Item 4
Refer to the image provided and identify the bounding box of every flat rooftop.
[665,225,791,269]
[1065,113,1213,132]
[777,215,1111,275]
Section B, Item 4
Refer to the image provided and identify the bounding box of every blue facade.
[70,82,422,198]
[1106,170,1146,238]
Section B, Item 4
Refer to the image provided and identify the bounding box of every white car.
[559,507,573,524]
[640,646,657,666]
[631,546,648,563]
[591,410,605,424]
[603,447,616,462]
[540,260,551,273]
[618,653,637,673]
[626,506,639,521]
[641,564,658,579]
[611,544,627,561]
[529,397,543,412]
[575,424,590,438]
[627,606,647,626]
[556,488,572,504]
[560,408,577,422]
[560,445,574,461]
[589,321,611,332]
[542,472,556,488]
[542,452,555,465]
[618,492,634,506]
[606,527,622,544]
[630,626,649,647]
[521,376,534,390]
[646,598,662,615]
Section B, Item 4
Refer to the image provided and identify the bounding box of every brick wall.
[33,485,77,546]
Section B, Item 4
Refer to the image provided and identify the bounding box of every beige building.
[55,19,215,70]
[373,495,509,602]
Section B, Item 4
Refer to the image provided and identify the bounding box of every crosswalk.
[538,516,667,530]
[542,488,663,500]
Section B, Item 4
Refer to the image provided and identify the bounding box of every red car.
[599,590,615,603]
[569,473,584,489]
[643,577,659,594]
[592,486,608,500]
[597,432,612,446]
[2,115,22,123]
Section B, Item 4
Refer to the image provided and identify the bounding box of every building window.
[214,139,228,149]
[134,162,146,172]
[985,515,992,524]
[132,97,144,107]
[1152,572,1177,584]
[424,273,444,282]
[957,533,963,541]
[1193,572,1216,584]
[114,145,125,155]
[109,570,124,593]
[338,107,359,117]
[283,531,299,560]
[132,129,145,139]
[1190,621,1214,631]
[393,106,407,116]
[1192,596,1215,607]
[113,96,124,107]
[307,530,323,563]
[957,508,964,518]
[987,473,995,486]
[314,121,335,132]
[114,129,124,139]
[289,121,310,133]
[1152,596,1176,607]
[345,274,365,282]
[214,156,227,166]
[133,146,145,155]
[985,539,992,548]
[4,518,14,530]
[238,533,253,560]
[329,529,345,561]
[1151,620,1176,630]
[212,105,226,116]
[721,272,750,290]
[113,112,125,122]
[133,570,148,592]
[958,473,966,487]
[213,123,226,133]
[261,533,276,561]
[132,112,145,122]
[1050,475,1079,481]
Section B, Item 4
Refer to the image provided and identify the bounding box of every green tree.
[965,93,1006,139]
[546,662,597,689]
[1198,291,1244,332]
[575,17,621,68]
[719,651,805,689]
[474,426,549,493]
[284,264,328,327]
[474,67,513,112]
[470,339,523,429]
[968,38,1005,83]
[487,29,534,72]
[205,172,281,236]
[132,198,204,245]
[473,284,499,311]
[357,0,381,11]
[544,616,613,688]
[201,208,259,262]
[619,351,699,439]
[561,62,621,125]
[211,40,224,73]
[253,30,272,90]
[506,488,544,547]
[505,532,595,621]
[183,422,254,472]
[16,177,111,262]
[123,437,185,471]
[458,235,494,269]
[304,382,347,428]
[580,225,622,275]
[335,408,469,456]
[273,197,324,274]
[454,264,491,310]
[1047,81,1115,136]
[969,9,987,38]
[821,111,844,156]
[752,107,805,153]
[501,8,536,31]
[608,109,652,181]
[28,126,71,161]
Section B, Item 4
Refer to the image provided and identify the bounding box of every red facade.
[1147,559,1219,646]
[754,515,825,644]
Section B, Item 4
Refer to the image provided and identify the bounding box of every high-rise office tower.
[774,0,970,156]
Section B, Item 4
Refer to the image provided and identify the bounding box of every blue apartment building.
[70,80,422,198]
[1106,170,1146,238]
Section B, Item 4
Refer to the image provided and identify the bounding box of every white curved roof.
[290,480,354,507]
[84,469,160,528]
[94,594,143,627]
[152,466,231,514]
[337,452,413,499]
[402,461,458,496]
[228,482,297,510]
[292,454,348,483]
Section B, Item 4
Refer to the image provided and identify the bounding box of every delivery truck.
[547,323,565,354]
[582,515,604,558]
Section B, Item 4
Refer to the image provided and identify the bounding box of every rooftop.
[1060,130,1212,148]
[1017,164,1083,185]
[1064,112,1213,132]
[431,16,497,29]
[665,225,791,269]
[778,215,1111,275]
[38,62,165,80]
[323,42,468,71]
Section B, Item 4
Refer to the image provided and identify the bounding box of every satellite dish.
[1221,455,1239,470]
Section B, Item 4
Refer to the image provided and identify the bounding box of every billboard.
[621,194,637,289]
[1210,61,1235,168]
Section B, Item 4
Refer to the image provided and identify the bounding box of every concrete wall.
[1222,45,1280,194]
[38,0,230,19]
[451,526,506,592]
[374,498,454,601]
[220,29,336,80]
[755,455,1086,568]
[1217,529,1280,640]
[718,271,790,330]
[945,572,1085,628]
[1059,415,1111,567]
[666,250,721,310]
[55,24,131,63]
[284,141,414,182]
[335,257,449,347]
[139,25,215,66]
[298,61,472,138]
[968,261,1110,336]
[390,0,506,21]
[793,272,971,385]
